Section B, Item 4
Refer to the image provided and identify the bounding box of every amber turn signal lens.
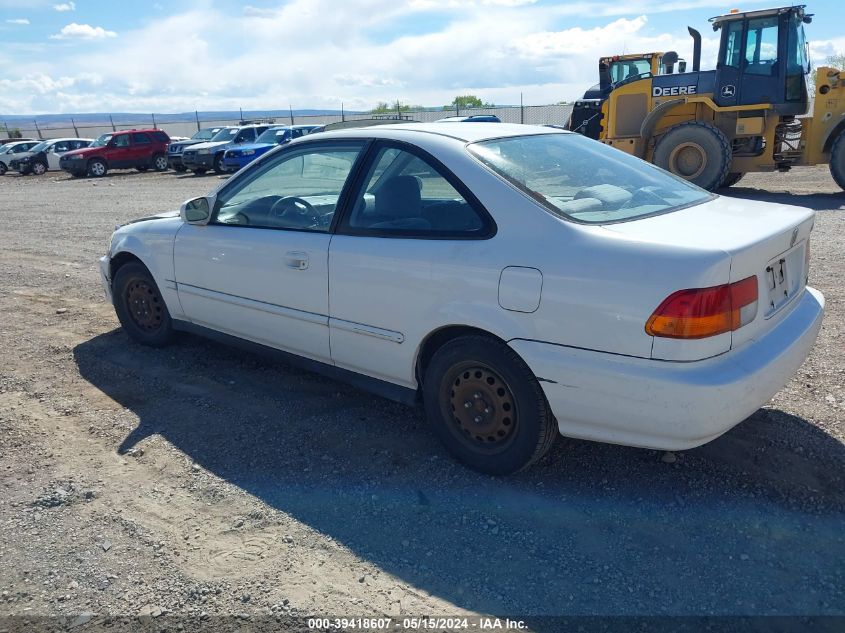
[646,276,758,339]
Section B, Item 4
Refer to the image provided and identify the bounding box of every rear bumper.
[510,286,825,451]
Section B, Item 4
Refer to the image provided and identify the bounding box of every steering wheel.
[269,196,320,227]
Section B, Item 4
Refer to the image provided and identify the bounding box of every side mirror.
[180,196,213,224]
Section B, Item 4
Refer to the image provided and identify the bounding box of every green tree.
[811,52,845,87]
[444,95,494,110]
[371,101,412,114]
[8,128,22,139]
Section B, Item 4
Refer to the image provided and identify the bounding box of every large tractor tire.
[830,131,845,191]
[653,121,732,192]
[720,172,746,188]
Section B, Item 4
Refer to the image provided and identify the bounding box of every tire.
[653,121,732,191]
[173,164,187,173]
[112,261,175,347]
[720,172,745,188]
[31,161,48,176]
[423,335,557,475]
[0,162,6,176]
[152,153,168,172]
[829,131,845,191]
[87,158,107,178]
[213,153,227,175]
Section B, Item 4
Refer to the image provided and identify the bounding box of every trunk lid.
[602,194,815,355]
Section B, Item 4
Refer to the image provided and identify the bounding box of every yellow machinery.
[568,5,845,191]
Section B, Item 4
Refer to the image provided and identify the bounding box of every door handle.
[284,251,309,270]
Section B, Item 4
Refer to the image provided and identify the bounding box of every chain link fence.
[3,104,574,141]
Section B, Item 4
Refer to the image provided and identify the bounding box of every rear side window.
[341,145,491,238]
[152,131,170,143]
[468,133,711,224]
[132,133,152,145]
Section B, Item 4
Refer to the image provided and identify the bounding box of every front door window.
[213,143,365,231]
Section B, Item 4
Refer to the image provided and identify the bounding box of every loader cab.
[712,5,812,115]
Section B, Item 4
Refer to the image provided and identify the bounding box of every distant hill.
[0,109,361,126]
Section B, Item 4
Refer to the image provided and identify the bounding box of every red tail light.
[646,276,758,339]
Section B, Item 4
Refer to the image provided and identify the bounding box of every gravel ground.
[0,166,843,629]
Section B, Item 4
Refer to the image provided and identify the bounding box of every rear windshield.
[467,133,711,224]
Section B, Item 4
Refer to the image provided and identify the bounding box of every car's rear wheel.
[31,161,47,176]
[88,159,107,178]
[213,153,227,174]
[423,335,557,475]
[112,262,175,347]
[653,121,731,191]
[152,153,168,172]
[0,162,6,176]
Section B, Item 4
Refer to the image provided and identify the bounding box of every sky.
[0,0,843,115]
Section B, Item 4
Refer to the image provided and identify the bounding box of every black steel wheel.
[112,261,174,347]
[423,335,556,474]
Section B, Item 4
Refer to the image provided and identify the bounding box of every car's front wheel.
[31,161,48,176]
[152,153,168,172]
[423,335,557,475]
[112,261,175,347]
[0,162,6,176]
[88,159,107,178]
[213,153,227,174]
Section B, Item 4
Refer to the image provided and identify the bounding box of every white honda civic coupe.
[99,123,824,474]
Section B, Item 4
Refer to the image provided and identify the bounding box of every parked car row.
[0,116,497,179]
[0,123,327,179]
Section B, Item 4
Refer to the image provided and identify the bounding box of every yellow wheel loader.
[568,5,845,192]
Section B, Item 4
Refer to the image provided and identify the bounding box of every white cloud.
[5,18,30,24]
[53,1,76,10]
[0,0,804,114]
[50,22,117,40]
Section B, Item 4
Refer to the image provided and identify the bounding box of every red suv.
[60,129,171,177]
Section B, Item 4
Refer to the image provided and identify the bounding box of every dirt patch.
[0,167,843,625]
